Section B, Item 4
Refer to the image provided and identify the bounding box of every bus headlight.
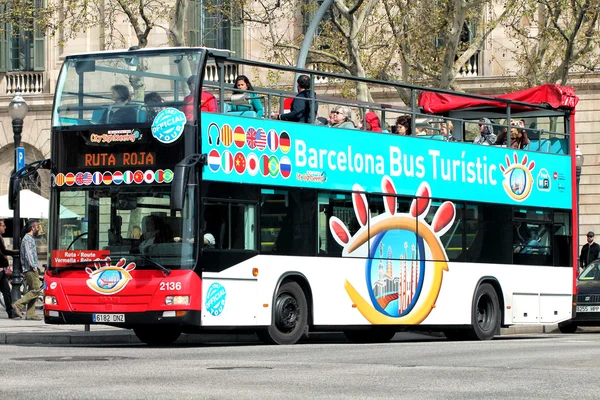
[165,296,190,305]
[44,296,57,305]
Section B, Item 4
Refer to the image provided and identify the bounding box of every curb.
[0,325,563,346]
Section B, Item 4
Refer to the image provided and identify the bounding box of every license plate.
[93,314,125,323]
[576,306,600,313]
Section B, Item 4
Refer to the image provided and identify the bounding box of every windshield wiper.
[137,254,171,276]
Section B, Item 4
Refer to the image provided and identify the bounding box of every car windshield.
[53,187,196,270]
[579,261,600,281]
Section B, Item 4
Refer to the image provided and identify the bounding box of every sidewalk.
[0,309,582,345]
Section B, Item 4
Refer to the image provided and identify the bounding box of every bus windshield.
[52,49,205,127]
[55,186,196,270]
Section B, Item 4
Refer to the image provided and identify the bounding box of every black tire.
[558,321,578,334]
[468,283,500,340]
[257,281,308,345]
[344,327,396,343]
[134,326,182,346]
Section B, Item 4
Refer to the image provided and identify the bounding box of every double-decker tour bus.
[44,46,579,345]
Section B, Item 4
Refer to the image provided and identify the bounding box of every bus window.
[422,200,465,262]
[318,193,361,258]
[204,201,256,251]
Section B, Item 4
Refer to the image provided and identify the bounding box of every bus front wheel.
[134,326,182,346]
[257,282,308,345]
[468,283,500,340]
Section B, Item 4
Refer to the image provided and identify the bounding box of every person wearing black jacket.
[273,74,318,123]
[0,219,19,318]
[580,231,600,272]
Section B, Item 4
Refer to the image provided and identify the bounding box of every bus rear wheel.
[467,283,500,340]
[134,326,182,346]
[257,282,308,345]
[343,327,396,343]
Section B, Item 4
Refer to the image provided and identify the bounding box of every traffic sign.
[16,147,25,173]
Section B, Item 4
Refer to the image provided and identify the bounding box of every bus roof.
[419,84,579,114]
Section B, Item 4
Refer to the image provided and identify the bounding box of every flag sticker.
[234,126,245,148]
[222,151,234,174]
[280,131,291,153]
[112,171,124,185]
[261,154,270,177]
[133,170,144,184]
[163,169,174,183]
[280,156,292,178]
[124,170,134,184]
[55,173,65,186]
[247,153,259,176]
[102,172,113,185]
[246,127,258,150]
[155,169,164,183]
[75,172,84,186]
[208,149,221,172]
[234,152,246,175]
[92,172,103,185]
[220,124,233,147]
[65,173,75,186]
[82,172,93,185]
[255,128,267,151]
[268,156,279,178]
[144,170,155,184]
[267,129,279,152]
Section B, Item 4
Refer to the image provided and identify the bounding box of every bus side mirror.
[170,154,204,212]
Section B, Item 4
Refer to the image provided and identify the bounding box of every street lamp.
[8,92,28,302]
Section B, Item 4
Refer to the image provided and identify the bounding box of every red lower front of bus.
[42,269,202,328]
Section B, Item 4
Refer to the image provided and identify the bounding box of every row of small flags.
[209,123,291,153]
[53,169,174,187]
[208,149,291,179]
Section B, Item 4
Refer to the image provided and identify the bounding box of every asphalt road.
[1,332,598,399]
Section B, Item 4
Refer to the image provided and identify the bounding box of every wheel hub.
[275,294,299,332]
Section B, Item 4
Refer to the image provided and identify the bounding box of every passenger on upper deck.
[393,115,412,136]
[440,121,456,142]
[228,75,264,118]
[362,112,383,132]
[182,75,217,121]
[144,92,164,121]
[273,74,318,123]
[474,118,497,145]
[496,126,530,149]
[99,85,138,124]
[331,106,356,129]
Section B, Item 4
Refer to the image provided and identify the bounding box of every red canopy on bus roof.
[419,84,579,114]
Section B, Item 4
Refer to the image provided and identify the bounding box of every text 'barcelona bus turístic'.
[45,47,579,345]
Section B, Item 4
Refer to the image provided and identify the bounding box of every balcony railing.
[204,62,238,84]
[2,71,47,94]
[456,51,480,78]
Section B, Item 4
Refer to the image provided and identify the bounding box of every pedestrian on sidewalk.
[0,219,19,318]
[13,220,42,320]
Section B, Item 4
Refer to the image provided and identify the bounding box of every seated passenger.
[140,215,173,248]
[129,225,142,240]
[393,115,412,136]
[474,118,496,145]
[228,75,264,118]
[144,92,164,121]
[440,121,457,141]
[181,75,217,121]
[272,74,318,123]
[331,106,356,129]
[362,112,383,132]
[327,110,336,127]
[99,85,138,124]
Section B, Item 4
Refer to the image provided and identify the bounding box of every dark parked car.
[559,259,600,333]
